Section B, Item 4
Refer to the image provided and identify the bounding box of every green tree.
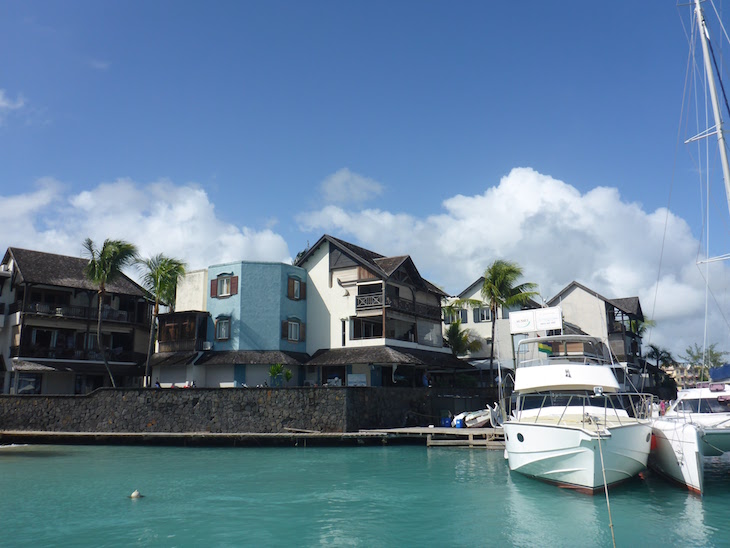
[646,344,674,369]
[138,254,187,387]
[443,319,482,357]
[481,260,538,372]
[681,343,729,380]
[644,343,675,391]
[82,238,139,388]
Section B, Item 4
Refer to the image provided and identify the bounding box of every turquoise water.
[2,445,730,547]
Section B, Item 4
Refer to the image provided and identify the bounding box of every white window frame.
[216,318,230,340]
[479,308,491,322]
[288,321,300,342]
[218,276,231,297]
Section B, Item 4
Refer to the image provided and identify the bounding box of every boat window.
[676,399,699,413]
[699,399,713,413]
[708,398,730,413]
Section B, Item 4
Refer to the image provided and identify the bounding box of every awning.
[469,359,515,371]
[11,359,144,376]
[306,345,467,370]
[196,350,309,366]
[150,351,199,367]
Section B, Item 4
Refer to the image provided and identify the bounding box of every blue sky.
[2,1,730,357]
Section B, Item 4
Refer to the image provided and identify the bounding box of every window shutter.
[231,276,238,295]
[300,322,306,341]
[281,320,288,339]
[300,281,306,300]
[288,278,295,299]
[210,279,218,298]
[473,308,480,323]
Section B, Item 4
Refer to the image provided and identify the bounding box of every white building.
[295,235,465,387]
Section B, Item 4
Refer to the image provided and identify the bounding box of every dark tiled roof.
[306,345,466,369]
[196,350,309,366]
[608,297,644,321]
[295,235,446,297]
[149,351,199,367]
[6,247,145,296]
[374,256,409,276]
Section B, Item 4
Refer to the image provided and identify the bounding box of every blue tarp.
[710,364,730,381]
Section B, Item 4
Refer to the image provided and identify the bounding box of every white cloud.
[88,59,110,70]
[0,178,293,275]
[298,167,729,357]
[319,168,384,204]
[0,89,25,123]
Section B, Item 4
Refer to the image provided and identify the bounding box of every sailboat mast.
[695,0,730,217]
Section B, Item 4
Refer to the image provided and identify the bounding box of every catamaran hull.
[650,416,730,495]
[504,421,652,493]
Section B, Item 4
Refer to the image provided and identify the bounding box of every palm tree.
[138,254,186,387]
[443,319,482,357]
[83,238,138,388]
[644,343,674,391]
[646,344,674,370]
[481,260,538,372]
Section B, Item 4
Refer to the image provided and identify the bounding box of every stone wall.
[0,387,498,434]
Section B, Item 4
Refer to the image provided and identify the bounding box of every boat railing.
[517,392,655,429]
[518,355,610,368]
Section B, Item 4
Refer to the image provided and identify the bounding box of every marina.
[2,443,730,547]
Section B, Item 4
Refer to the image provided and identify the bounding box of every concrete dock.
[0,427,504,449]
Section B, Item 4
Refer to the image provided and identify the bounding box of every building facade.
[295,235,464,387]
[0,247,150,394]
[151,261,308,388]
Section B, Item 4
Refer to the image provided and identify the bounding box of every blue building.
[152,261,308,388]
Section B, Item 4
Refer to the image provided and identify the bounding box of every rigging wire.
[649,5,696,347]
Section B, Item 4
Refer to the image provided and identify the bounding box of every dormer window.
[211,274,238,299]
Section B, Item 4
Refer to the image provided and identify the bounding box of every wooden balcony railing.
[10,345,138,362]
[158,339,205,353]
[355,294,441,321]
[9,301,149,326]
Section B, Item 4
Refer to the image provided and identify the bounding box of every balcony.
[10,344,138,362]
[9,301,149,326]
[158,339,205,353]
[355,294,441,321]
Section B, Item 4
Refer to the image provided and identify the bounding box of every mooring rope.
[596,424,616,548]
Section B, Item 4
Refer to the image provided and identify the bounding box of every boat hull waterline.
[504,420,652,493]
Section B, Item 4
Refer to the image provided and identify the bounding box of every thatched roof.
[5,247,145,297]
[149,351,199,367]
[196,350,310,366]
[306,345,467,369]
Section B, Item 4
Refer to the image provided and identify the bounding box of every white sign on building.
[509,306,562,335]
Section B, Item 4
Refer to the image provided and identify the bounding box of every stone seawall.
[0,387,498,434]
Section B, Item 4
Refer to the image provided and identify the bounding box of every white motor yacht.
[503,335,653,494]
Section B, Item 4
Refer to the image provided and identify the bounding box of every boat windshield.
[675,397,730,413]
[517,339,610,368]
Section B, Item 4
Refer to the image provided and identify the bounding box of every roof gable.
[295,235,447,296]
[547,280,643,320]
[6,247,146,297]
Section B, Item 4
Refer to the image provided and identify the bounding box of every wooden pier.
[0,427,504,449]
[365,427,504,449]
